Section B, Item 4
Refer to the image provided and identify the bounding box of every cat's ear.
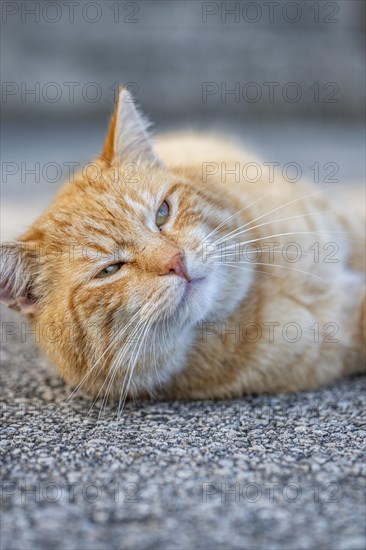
[0,243,39,315]
[101,87,161,166]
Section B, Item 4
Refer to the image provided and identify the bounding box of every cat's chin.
[168,275,217,326]
[178,276,206,304]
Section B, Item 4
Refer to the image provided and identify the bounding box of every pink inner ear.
[0,287,36,314]
[0,282,37,315]
[1,243,38,315]
[14,296,37,314]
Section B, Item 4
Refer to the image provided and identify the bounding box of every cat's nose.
[160,252,191,281]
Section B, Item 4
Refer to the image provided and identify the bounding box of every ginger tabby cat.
[1,88,365,407]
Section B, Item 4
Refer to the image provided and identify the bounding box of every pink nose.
[160,252,190,281]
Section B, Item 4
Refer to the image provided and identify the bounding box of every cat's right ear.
[100,87,161,166]
[0,243,39,315]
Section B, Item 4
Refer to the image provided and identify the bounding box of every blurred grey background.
[1,0,365,240]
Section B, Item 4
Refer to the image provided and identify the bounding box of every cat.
[1,87,365,405]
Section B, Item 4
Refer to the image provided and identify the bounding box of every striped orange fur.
[1,88,365,404]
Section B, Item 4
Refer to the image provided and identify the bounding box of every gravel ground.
[1,307,365,550]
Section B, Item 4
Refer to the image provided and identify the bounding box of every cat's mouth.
[176,276,206,308]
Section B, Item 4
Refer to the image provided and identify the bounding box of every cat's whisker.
[212,209,337,248]
[151,321,163,391]
[208,248,319,261]
[52,307,143,418]
[159,312,172,380]
[102,313,153,421]
[202,193,270,243]
[214,231,365,253]
[109,291,167,419]
[161,315,170,356]
[214,259,326,282]
[117,309,160,418]
[107,322,148,421]
[211,262,283,279]
[212,184,361,246]
[223,271,247,285]
[101,345,139,421]
[80,300,156,421]
[116,324,150,416]
[67,311,147,410]
[141,313,163,392]
[105,306,158,419]
[206,231,365,262]
[87,314,149,422]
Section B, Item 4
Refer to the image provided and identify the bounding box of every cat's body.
[155,134,366,399]
[1,89,365,403]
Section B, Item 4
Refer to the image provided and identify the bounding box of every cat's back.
[154,131,258,168]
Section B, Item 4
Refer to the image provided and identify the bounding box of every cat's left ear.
[101,87,161,166]
[0,243,40,315]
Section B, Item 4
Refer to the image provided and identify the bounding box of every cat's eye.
[156,201,170,228]
[96,262,124,279]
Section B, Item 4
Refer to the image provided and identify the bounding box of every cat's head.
[0,88,246,398]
